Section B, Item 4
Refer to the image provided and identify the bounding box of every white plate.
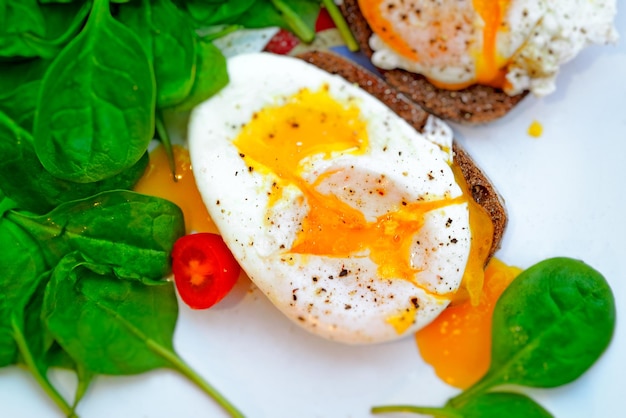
[2,13,625,418]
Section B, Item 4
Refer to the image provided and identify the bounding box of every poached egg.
[359,0,618,96]
[189,53,489,344]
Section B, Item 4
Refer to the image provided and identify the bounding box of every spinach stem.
[11,319,76,418]
[447,371,499,408]
[155,109,177,182]
[200,25,242,42]
[146,339,244,418]
[372,404,462,417]
[270,0,315,42]
[320,0,360,52]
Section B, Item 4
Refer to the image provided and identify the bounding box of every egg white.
[188,53,470,344]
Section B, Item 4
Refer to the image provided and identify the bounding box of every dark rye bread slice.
[297,50,507,260]
[339,0,527,124]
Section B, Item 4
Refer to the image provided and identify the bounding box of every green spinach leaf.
[179,0,257,26]
[0,0,90,60]
[0,0,46,59]
[42,252,244,417]
[168,37,228,112]
[372,392,553,418]
[43,252,178,374]
[0,58,50,131]
[372,257,616,417]
[0,111,149,214]
[457,257,616,403]
[6,190,185,279]
[0,190,18,216]
[118,0,197,108]
[452,392,553,418]
[33,0,156,183]
[0,217,48,367]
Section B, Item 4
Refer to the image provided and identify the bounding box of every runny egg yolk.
[416,258,521,388]
[133,144,219,234]
[233,85,491,299]
[358,0,511,90]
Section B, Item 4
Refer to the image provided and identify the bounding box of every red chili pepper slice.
[172,233,241,310]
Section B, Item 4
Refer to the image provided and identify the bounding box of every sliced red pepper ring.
[171,233,241,310]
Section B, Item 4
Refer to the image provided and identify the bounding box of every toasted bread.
[338,0,527,124]
[297,50,507,260]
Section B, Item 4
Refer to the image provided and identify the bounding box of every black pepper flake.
[239,153,245,158]
[344,304,352,310]
[446,218,453,227]
[312,276,318,282]
[451,238,458,244]
[339,269,348,277]
[410,297,419,309]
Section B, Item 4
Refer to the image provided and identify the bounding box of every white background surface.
[1,11,625,418]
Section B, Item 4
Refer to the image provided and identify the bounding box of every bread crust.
[339,0,527,124]
[297,50,507,260]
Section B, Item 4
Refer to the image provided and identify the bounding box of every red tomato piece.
[315,7,336,32]
[172,233,241,310]
[263,29,300,55]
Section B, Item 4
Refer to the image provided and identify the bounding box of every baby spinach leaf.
[34,0,156,183]
[0,58,50,131]
[372,392,553,418]
[42,252,244,417]
[443,257,616,410]
[6,190,185,279]
[0,111,149,214]
[462,257,616,399]
[0,0,90,61]
[0,190,18,217]
[179,0,258,26]
[43,252,178,374]
[168,37,228,112]
[0,80,41,132]
[0,217,48,367]
[118,0,198,108]
[0,0,46,59]
[451,392,553,418]
[373,257,615,417]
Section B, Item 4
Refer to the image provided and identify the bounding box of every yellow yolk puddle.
[416,258,521,389]
[358,0,511,90]
[133,144,219,234]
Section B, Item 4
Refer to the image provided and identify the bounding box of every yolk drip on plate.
[133,144,219,234]
[416,258,521,388]
[358,0,510,89]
